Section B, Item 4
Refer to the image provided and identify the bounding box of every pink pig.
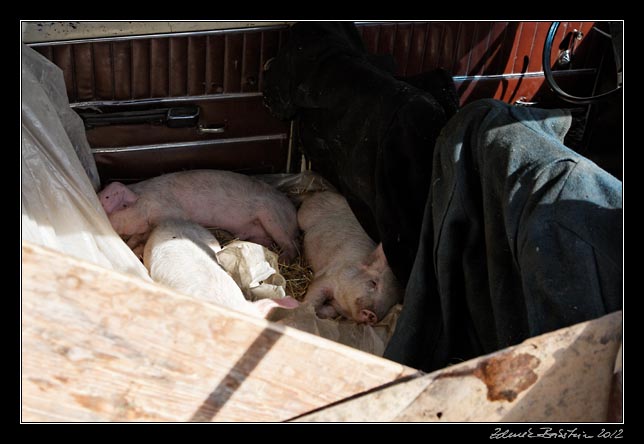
[98,169,299,262]
[298,191,403,325]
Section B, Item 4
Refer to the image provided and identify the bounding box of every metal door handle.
[198,124,226,134]
[76,105,200,129]
[514,97,538,106]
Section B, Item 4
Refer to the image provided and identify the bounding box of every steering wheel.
[543,22,622,105]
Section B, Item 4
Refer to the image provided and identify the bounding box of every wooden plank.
[293,311,622,422]
[21,241,416,422]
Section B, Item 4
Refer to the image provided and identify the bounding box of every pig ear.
[98,182,139,215]
[254,297,300,319]
[363,243,388,272]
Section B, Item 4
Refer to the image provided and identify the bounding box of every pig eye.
[367,280,377,290]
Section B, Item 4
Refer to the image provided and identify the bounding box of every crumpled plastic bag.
[21,44,150,281]
[216,240,287,301]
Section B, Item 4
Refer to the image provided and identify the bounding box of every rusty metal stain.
[474,352,540,402]
[434,352,540,402]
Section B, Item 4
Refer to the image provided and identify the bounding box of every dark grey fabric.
[384,99,623,372]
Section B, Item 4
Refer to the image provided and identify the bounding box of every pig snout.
[359,309,378,325]
[98,182,152,237]
[313,291,379,325]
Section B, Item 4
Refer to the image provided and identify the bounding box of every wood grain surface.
[294,310,622,422]
[21,241,416,422]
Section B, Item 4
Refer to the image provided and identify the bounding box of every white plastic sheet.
[21,44,150,280]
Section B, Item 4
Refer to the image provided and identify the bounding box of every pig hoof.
[359,309,378,325]
[278,246,298,264]
[316,303,338,319]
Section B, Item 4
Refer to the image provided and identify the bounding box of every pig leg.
[235,219,272,247]
[316,304,339,319]
[131,243,145,261]
[125,232,148,261]
[246,233,274,249]
[126,232,149,251]
[303,278,338,319]
[255,209,298,262]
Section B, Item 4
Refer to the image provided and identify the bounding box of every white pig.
[143,219,298,319]
[298,191,403,325]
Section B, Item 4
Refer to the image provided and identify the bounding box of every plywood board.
[294,311,622,422]
[21,241,416,422]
